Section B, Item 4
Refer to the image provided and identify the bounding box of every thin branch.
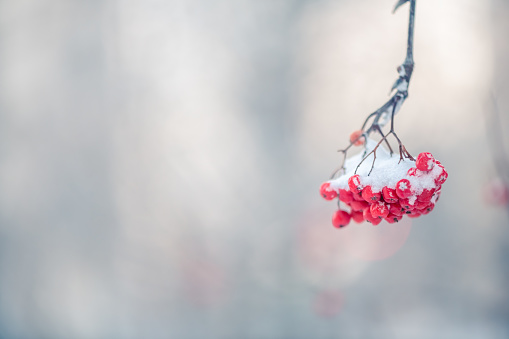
[336,0,416,174]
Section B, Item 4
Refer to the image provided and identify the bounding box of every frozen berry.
[398,198,415,211]
[432,189,441,203]
[320,182,337,200]
[435,168,448,185]
[384,213,402,224]
[351,210,365,223]
[349,130,365,146]
[332,210,351,228]
[389,203,404,216]
[382,186,399,203]
[338,189,353,204]
[362,186,381,202]
[350,200,369,212]
[426,203,435,213]
[370,201,390,218]
[395,179,412,199]
[348,175,363,193]
[407,168,422,177]
[363,208,381,226]
[417,188,435,202]
[407,210,422,218]
[414,200,430,210]
[352,191,365,201]
[416,152,435,172]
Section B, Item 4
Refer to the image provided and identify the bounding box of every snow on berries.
[319,141,448,229]
[415,152,435,172]
[395,179,412,199]
[319,182,337,201]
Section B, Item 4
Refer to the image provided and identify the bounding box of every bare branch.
[337,0,417,172]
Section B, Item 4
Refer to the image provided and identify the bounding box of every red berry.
[352,191,365,201]
[398,198,415,211]
[435,168,448,185]
[416,152,435,172]
[350,200,369,212]
[389,203,404,216]
[332,210,351,228]
[407,209,422,218]
[395,179,412,199]
[427,203,435,213]
[384,213,402,224]
[362,186,381,202]
[414,200,430,210]
[338,189,353,204]
[370,201,390,218]
[348,175,363,193]
[363,208,381,226]
[407,168,422,177]
[349,130,365,146]
[382,186,399,203]
[417,188,435,202]
[432,189,441,203]
[320,182,338,200]
[351,210,365,223]
[420,202,435,215]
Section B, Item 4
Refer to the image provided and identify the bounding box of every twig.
[336,0,416,176]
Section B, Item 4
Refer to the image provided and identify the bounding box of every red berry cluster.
[320,152,448,228]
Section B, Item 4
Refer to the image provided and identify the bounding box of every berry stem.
[336,0,416,175]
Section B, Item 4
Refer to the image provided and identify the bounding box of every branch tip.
[393,0,410,13]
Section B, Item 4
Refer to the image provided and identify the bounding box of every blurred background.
[0,0,508,338]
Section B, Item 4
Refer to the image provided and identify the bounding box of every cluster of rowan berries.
[320,152,448,228]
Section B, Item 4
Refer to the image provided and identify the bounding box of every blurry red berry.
[407,210,422,218]
[414,200,430,210]
[427,202,435,212]
[483,178,509,206]
[370,201,390,218]
[416,152,435,172]
[398,198,415,211]
[363,208,381,226]
[362,186,381,202]
[395,179,412,199]
[433,189,441,203]
[382,186,399,203]
[407,168,422,177]
[320,182,337,200]
[417,188,435,202]
[348,175,363,193]
[352,191,365,201]
[332,210,351,228]
[384,213,402,223]
[338,189,353,204]
[351,210,365,223]
[421,203,435,215]
[389,203,404,216]
[349,130,365,146]
[435,168,448,185]
[350,200,369,212]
